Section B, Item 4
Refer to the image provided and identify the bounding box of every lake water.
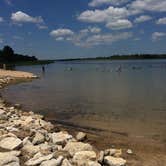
[2,60,166,141]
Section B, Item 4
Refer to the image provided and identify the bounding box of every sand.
[0,69,37,79]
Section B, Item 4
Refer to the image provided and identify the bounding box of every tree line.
[0,46,38,63]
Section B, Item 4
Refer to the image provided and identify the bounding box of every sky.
[0,0,166,59]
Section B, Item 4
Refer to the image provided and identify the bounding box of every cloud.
[134,15,152,23]
[50,27,132,47]
[78,32,132,47]
[152,32,166,41]
[11,11,44,24]
[80,27,101,34]
[129,0,166,12]
[4,0,12,5]
[78,6,129,23]
[156,17,166,25]
[50,28,74,41]
[0,38,3,43]
[88,0,129,7]
[106,19,132,30]
[0,17,4,22]
[37,25,48,29]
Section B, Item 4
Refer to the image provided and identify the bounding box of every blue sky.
[0,0,166,59]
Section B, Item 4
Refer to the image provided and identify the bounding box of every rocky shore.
[0,71,128,166]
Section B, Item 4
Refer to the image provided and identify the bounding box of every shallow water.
[2,60,166,140]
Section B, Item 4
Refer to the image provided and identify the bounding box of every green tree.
[2,45,14,61]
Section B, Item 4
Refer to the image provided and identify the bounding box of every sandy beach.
[0,69,38,79]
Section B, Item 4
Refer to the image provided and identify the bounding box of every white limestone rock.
[49,131,73,145]
[104,156,126,166]
[25,152,53,166]
[32,132,45,145]
[40,156,64,166]
[76,132,87,141]
[64,142,93,156]
[0,136,22,150]
[73,151,97,164]
[0,151,20,166]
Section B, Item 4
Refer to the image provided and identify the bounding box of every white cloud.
[78,6,129,23]
[50,27,132,47]
[152,32,166,41]
[0,17,4,22]
[106,19,132,30]
[89,27,101,33]
[134,15,152,23]
[129,0,166,12]
[11,11,44,24]
[55,37,64,41]
[156,17,166,25]
[89,0,129,7]
[50,28,74,37]
[37,25,48,29]
[79,32,132,47]
[80,27,101,34]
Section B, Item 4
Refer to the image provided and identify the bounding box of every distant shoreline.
[55,54,166,62]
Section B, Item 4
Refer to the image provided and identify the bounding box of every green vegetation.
[56,54,166,61]
[0,46,55,67]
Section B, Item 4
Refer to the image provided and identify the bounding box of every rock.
[64,142,93,156]
[54,150,71,159]
[61,158,72,166]
[49,131,73,145]
[98,151,104,164]
[25,152,53,166]
[88,161,101,166]
[0,136,22,150]
[40,156,63,166]
[0,151,20,166]
[104,149,122,157]
[73,151,97,164]
[104,156,126,166]
[22,142,52,157]
[22,144,40,157]
[0,109,5,115]
[76,132,87,141]
[39,119,54,130]
[32,132,45,145]
[126,149,133,155]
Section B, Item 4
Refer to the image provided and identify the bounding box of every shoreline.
[0,69,128,166]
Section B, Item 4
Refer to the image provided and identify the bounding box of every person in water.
[42,66,45,73]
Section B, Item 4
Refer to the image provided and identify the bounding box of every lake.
[2,60,166,145]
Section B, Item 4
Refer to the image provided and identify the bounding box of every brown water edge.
[3,97,166,166]
[44,115,166,166]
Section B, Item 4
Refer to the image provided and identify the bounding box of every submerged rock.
[104,156,126,166]
[76,132,87,141]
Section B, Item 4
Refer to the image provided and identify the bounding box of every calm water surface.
[2,60,166,139]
